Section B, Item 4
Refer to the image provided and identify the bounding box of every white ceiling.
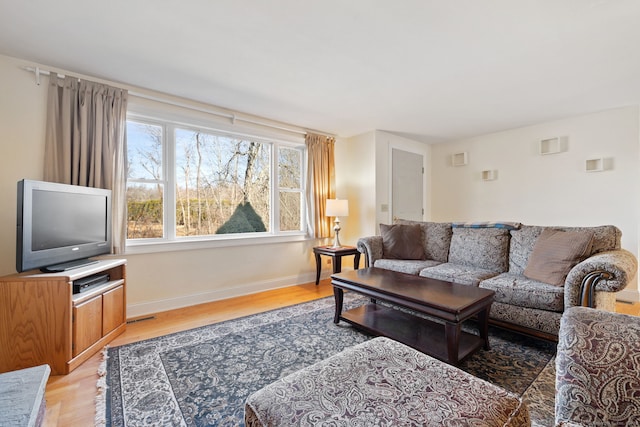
[1,0,639,143]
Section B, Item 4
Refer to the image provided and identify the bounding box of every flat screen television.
[16,179,112,273]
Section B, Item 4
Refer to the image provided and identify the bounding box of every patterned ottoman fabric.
[245,337,530,426]
[555,307,640,426]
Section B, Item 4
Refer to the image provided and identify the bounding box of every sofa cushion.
[396,219,452,262]
[448,227,510,272]
[380,223,425,260]
[524,229,594,286]
[419,263,500,286]
[569,225,620,253]
[480,272,565,312]
[508,226,543,275]
[374,258,441,275]
[509,225,621,275]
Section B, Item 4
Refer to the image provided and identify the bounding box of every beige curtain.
[305,133,336,238]
[44,74,128,254]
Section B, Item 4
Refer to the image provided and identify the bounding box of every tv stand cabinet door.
[102,285,125,335]
[0,279,71,375]
[73,295,103,357]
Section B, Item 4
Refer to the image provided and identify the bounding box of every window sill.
[124,232,311,255]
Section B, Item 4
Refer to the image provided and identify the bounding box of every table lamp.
[325,199,349,248]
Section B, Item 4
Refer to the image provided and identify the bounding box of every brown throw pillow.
[524,229,594,286]
[379,223,426,260]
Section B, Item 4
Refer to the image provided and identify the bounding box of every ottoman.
[245,337,530,426]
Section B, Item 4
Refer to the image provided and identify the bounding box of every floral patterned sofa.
[357,220,637,340]
[555,306,640,426]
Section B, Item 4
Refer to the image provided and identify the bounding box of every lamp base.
[332,219,342,248]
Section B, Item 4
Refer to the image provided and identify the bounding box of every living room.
[1,2,640,426]
[0,2,638,315]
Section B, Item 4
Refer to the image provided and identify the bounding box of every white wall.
[339,130,432,248]
[123,239,320,316]
[0,55,48,275]
[0,54,327,318]
[430,106,640,301]
[335,132,377,244]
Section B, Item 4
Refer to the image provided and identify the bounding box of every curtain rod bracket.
[35,67,41,86]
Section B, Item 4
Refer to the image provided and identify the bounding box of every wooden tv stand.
[0,259,127,375]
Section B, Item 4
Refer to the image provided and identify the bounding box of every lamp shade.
[326,199,349,217]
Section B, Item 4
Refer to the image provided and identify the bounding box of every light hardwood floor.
[43,279,334,427]
[43,279,640,426]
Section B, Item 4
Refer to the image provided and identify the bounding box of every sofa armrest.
[564,249,638,308]
[356,236,383,268]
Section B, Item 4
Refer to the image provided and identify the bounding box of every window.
[126,116,306,245]
[278,147,303,232]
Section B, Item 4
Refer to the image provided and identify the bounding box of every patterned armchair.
[555,306,640,426]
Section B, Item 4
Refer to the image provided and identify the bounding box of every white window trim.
[125,102,309,254]
[125,232,312,255]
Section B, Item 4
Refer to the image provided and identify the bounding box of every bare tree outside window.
[279,147,303,231]
[175,129,270,236]
[126,122,164,238]
[125,120,302,241]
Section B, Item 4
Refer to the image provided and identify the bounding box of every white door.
[392,148,424,222]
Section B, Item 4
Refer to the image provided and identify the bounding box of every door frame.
[387,143,428,224]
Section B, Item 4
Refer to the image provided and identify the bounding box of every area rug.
[97,293,557,426]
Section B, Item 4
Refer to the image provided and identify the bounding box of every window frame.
[276,144,306,233]
[125,107,309,254]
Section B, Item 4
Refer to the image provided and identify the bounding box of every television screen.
[32,190,108,250]
[17,180,112,273]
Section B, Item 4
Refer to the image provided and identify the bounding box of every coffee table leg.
[333,287,344,324]
[478,307,491,350]
[445,322,461,365]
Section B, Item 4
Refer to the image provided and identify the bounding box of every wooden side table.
[313,246,360,285]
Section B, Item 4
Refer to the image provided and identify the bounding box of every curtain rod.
[23,66,335,138]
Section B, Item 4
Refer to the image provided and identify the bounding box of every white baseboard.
[616,288,640,303]
[126,271,322,319]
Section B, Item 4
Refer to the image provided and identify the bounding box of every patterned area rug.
[99,293,557,426]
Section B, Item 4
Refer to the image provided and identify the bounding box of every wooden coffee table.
[331,267,495,365]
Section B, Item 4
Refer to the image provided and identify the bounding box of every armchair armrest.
[564,249,638,308]
[356,236,383,268]
[555,307,640,426]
